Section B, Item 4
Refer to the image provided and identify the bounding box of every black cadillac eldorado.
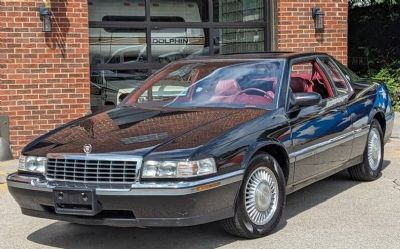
[8,52,395,238]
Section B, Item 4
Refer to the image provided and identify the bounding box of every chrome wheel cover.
[367,127,382,171]
[244,166,279,226]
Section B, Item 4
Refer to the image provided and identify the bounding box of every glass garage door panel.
[89,0,145,22]
[89,27,148,111]
[150,0,209,22]
[89,28,147,65]
[215,28,264,54]
[214,0,265,22]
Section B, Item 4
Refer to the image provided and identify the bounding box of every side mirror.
[291,92,321,108]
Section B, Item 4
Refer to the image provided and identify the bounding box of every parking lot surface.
[0,116,399,249]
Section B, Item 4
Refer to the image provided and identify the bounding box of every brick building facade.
[1,0,90,157]
[0,0,348,157]
[277,0,348,63]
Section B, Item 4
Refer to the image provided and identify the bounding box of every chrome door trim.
[289,125,370,163]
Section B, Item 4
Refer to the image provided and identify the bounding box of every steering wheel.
[238,88,268,96]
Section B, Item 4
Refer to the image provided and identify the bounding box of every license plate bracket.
[53,188,101,216]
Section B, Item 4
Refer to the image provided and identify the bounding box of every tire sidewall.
[235,153,286,238]
[364,120,384,178]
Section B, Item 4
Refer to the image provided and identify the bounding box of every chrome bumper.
[7,170,244,195]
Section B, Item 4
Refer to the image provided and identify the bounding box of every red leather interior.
[290,77,313,93]
[210,79,273,105]
[289,63,334,98]
[214,79,241,96]
[210,94,273,105]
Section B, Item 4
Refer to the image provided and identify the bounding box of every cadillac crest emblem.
[83,144,92,155]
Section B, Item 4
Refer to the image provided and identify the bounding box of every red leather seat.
[210,79,240,103]
[290,77,313,93]
[214,79,241,96]
[210,79,273,105]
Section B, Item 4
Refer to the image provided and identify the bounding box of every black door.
[287,58,353,183]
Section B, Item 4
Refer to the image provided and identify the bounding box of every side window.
[335,60,361,83]
[289,61,335,99]
[320,58,350,95]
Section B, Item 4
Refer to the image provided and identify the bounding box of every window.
[89,28,147,65]
[334,59,361,84]
[214,0,265,22]
[289,61,335,99]
[101,16,185,32]
[150,0,209,22]
[152,28,208,63]
[126,60,285,109]
[214,28,264,54]
[89,0,145,22]
[320,58,350,95]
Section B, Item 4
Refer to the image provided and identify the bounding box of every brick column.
[276,0,348,64]
[0,0,90,157]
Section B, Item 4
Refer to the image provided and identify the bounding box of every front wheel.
[348,120,384,181]
[220,153,285,239]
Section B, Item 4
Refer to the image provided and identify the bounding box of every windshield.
[124,59,285,109]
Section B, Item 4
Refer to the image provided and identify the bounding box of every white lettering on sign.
[152,38,189,44]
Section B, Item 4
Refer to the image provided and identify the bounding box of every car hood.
[23,106,268,157]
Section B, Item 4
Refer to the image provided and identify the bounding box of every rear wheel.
[220,153,285,238]
[348,120,384,181]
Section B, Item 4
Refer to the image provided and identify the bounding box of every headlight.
[18,155,47,173]
[141,158,216,178]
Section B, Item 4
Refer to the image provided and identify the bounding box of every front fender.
[368,83,395,143]
[241,140,290,170]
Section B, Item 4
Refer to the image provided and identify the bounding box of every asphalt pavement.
[0,117,399,249]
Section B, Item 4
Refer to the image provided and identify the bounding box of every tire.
[220,153,286,239]
[348,119,384,181]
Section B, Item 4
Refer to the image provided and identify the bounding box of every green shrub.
[372,61,400,111]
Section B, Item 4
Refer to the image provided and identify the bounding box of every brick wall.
[276,0,348,64]
[0,0,90,157]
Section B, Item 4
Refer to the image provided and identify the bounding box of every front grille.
[45,158,138,183]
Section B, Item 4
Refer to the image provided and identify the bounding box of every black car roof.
[184,52,329,61]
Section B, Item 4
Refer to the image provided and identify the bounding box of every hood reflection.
[23,107,267,157]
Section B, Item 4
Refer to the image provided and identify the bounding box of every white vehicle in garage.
[90,70,145,109]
